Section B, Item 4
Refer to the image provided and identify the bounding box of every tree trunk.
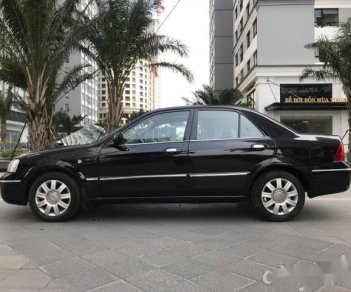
[0,118,6,142]
[27,106,54,151]
[106,82,124,133]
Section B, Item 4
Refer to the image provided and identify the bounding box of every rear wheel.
[29,172,81,222]
[251,171,305,221]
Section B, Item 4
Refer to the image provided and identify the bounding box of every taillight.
[334,143,345,162]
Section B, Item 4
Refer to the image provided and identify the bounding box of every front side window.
[123,111,190,144]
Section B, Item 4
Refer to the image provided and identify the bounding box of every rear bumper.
[309,162,351,198]
[0,173,27,205]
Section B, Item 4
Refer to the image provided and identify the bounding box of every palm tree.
[300,18,351,157]
[0,0,95,150]
[184,85,244,105]
[0,87,12,142]
[53,109,85,136]
[84,0,193,132]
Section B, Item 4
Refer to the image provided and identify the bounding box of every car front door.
[98,110,192,198]
[188,108,276,196]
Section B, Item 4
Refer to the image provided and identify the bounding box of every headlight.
[7,159,20,173]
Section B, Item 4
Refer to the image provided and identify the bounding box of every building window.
[246,60,251,73]
[281,116,332,135]
[125,90,130,94]
[125,84,130,88]
[240,18,244,33]
[102,102,106,107]
[246,3,250,21]
[239,44,243,62]
[239,0,243,11]
[315,9,339,27]
[102,84,106,88]
[236,77,239,86]
[235,54,238,67]
[253,19,257,36]
[101,90,106,95]
[253,50,257,66]
[246,31,251,48]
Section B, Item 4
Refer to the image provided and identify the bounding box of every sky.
[157,0,209,107]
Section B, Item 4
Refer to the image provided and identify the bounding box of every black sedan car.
[1,106,350,222]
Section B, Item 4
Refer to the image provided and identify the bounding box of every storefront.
[264,83,348,144]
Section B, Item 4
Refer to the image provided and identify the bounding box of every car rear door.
[98,109,192,198]
[188,108,276,196]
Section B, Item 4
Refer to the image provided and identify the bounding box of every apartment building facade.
[211,0,351,144]
[55,0,99,126]
[210,0,234,90]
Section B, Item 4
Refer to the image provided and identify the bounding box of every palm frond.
[151,62,193,82]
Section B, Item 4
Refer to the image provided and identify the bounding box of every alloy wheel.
[35,180,71,216]
[261,178,298,216]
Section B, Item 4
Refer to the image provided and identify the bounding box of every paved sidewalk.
[0,190,351,291]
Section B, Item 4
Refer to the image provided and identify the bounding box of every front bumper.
[309,162,351,198]
[0,173,27,205]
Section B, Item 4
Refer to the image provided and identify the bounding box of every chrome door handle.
[165,148,182,154]
[251,144,266,151]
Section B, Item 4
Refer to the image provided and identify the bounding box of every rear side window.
[196,110,263,140]
[240,115,264,138]
[197,111,239,140]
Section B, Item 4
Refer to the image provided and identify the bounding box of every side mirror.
[113,132,125,146]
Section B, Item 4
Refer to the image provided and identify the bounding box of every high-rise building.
[55,0,99,126]
[98,59,158,125]
[211,0,351,144]
[209,0,234,90]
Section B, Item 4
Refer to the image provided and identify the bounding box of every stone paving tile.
[53,267,116,292]
[102,256,155,280]
[162,259,215,280]
[119,241,163,258]
[227,242,265,258]
[0,270,52,289]
[238,281,279,292]
[82,249,131,267]
[82,230,139,249]
[6,237,73,267]
[40,256,96,279]
[317,285,351,291]
[0,256,29,270]
[48,234,108,256]
[192,249,243,267]
[127,269,184,292]
[0,245,18,255]
[322,243,351,256]
[88,280,143,292]
[248,251,300,268]
[164,279,215,292]
[269,242,323,260]
[140,243,210,267]
[192,270,255,292]
[227,259,277,281]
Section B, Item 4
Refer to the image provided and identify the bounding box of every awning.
[265,102,348,111]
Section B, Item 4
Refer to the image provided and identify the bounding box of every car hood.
[17,144,94,161]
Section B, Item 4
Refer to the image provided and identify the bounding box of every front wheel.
[29,172,81,222]
[251,171,305,222]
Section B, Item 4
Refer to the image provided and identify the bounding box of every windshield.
[57,125,105,146]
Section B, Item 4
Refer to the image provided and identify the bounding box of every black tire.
[29,172,81,222]
[251,171,305,222]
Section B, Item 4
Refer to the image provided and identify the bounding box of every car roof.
[151,105,255,113]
